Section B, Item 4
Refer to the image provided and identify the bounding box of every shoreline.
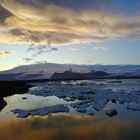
[0,77,140,111]
[0,82,33,111]
[0,75,140,83]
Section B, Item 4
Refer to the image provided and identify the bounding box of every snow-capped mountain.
[0,63,140,80]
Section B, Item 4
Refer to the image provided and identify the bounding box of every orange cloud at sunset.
[0,0,140,46]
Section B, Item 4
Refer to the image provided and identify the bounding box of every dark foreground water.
[0,79,140,140]
[0,114,140,140]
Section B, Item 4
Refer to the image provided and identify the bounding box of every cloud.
[0,0,140,46]
[86,60,94,63]
[23,57,32,62]
[26,45,59,58]
[67,48,80,52]
[33,46,59,56]
[50,47,59,51]
[27,47,36,52]
[0,50,16,57]
[92,46,111,50]
[36,61,47,64]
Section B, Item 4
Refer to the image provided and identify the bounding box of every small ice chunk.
[105,109,118,117]
[12,109,30,118]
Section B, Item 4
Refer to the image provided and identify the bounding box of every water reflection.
[1,79,140,118]
[0,114,140,140]
[0,79,140,140]
[0,94,77,119]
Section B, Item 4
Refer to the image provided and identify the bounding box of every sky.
[0,0,140,71]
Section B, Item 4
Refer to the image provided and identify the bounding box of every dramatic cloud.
[92,46,111,50]
[0,50,16,57]
[0,0,140,46]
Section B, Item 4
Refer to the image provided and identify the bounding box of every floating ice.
[12,80,140,118]
[12,104,69,118]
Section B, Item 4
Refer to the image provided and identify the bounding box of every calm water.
[0,79,140,140]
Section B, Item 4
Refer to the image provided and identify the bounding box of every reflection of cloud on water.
[0,114,140,140]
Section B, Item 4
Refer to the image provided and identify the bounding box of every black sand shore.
[0,81,33,111]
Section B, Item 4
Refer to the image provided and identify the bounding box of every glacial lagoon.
[0,79,140,140]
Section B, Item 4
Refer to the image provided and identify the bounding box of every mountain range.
[0,63,140,80]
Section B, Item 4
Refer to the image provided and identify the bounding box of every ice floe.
[12,104,69,118]
[12,80,140,118]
